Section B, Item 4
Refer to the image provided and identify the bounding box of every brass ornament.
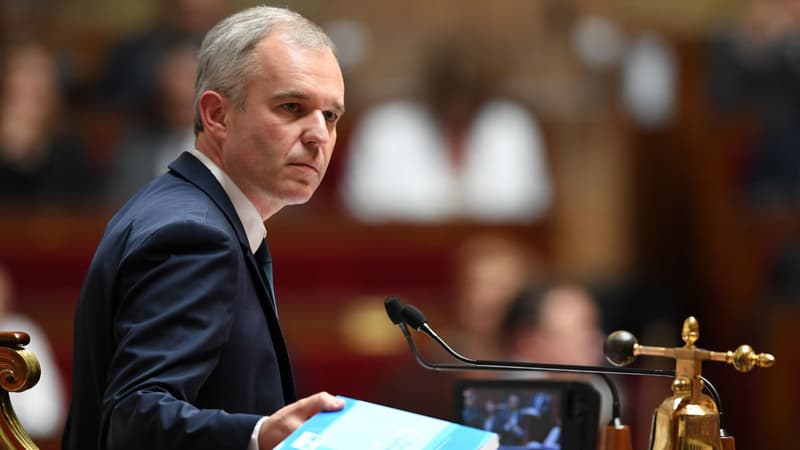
[605,317,774,450]
[0,331,41,450]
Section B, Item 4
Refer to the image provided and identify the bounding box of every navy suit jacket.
[63,152,296,450]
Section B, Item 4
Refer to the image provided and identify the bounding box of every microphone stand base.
[721,435,736,450]
[601,424,633,450]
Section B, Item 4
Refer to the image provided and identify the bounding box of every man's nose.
[301,111,330,147]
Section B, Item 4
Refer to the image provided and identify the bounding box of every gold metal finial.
[681,316,699,346]
[606,316,776,375]
[604,317,776,450]
[727,345,776,373]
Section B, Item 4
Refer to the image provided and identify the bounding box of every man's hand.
[257,391,345,449]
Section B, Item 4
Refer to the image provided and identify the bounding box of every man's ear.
[198,90,228,140]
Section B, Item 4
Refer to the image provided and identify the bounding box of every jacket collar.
[167,151,252,252]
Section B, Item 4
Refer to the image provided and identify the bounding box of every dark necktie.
[254,239,277,316]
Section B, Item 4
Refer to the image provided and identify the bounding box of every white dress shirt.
[189,149,270,450]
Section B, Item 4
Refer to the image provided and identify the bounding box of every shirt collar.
[189,148,265,254]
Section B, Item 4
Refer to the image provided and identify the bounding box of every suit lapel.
[168,152,250,248]
[168,153,275,310]
[168,151,296,402]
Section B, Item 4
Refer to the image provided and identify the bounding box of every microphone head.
[400,304,427,330]
[604,330,638,366]
[384,297,405,325]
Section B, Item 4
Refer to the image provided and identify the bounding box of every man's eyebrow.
[272,90,308,102]
[332,100,346,114]
[272,90,345,114]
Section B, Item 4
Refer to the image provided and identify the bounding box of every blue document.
[275,396,499,450]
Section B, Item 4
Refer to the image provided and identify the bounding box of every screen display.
[459,384,562,450]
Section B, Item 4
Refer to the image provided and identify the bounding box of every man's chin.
[283,190,316,206]
[275,179,322,207]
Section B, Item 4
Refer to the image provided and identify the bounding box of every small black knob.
[605,330,638,366]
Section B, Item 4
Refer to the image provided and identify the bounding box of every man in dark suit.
[63,6,346,450]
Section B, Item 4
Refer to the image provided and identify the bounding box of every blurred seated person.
[519,390,560,449]
[107,41,198,202]
[501,282,614,426]
[0,42,96,202]
[0,264,66,438]
[503,283,604,366]
[709,0,800,213]
[474,391,559,448]
[100,0,226,122]
[496,392,527,445]
[370,233,537,421]
[461,387,484,429]
[447,233,540,360]
[480,398,502,435]
[341,37,552,223]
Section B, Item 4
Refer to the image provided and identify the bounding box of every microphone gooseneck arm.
[399,303,630,423]
[390,299,724,427]
[416,318,724,428]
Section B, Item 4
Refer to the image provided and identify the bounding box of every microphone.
[384,296,406,326]
[384,297,412,341]
[386,297,725,429]
[394,300,627,424]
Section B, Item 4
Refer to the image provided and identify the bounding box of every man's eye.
[323,111,339,123]
[281,103,301,113]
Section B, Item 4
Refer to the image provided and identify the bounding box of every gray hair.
[193,6,335,133]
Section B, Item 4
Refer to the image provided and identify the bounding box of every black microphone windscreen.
[401,304,427,330]
[384,297,405,325]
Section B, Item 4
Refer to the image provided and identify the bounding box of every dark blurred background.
[0,0,797,449]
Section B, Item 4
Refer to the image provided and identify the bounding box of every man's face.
[219,32,345,216]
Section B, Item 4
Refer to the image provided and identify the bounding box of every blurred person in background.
[503,283,604,367]
[501,282,614,426]
[100,0,227,124]
[710,7,800,447]
[709,0,800,213]
[0,42,96,202]
[373,233,538,420]
[341,36,552,223]
[106,40,199,202]
[494,392,527,445]
[0,264,66,439]
[0,0,54,45]
[446,233,540,360]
